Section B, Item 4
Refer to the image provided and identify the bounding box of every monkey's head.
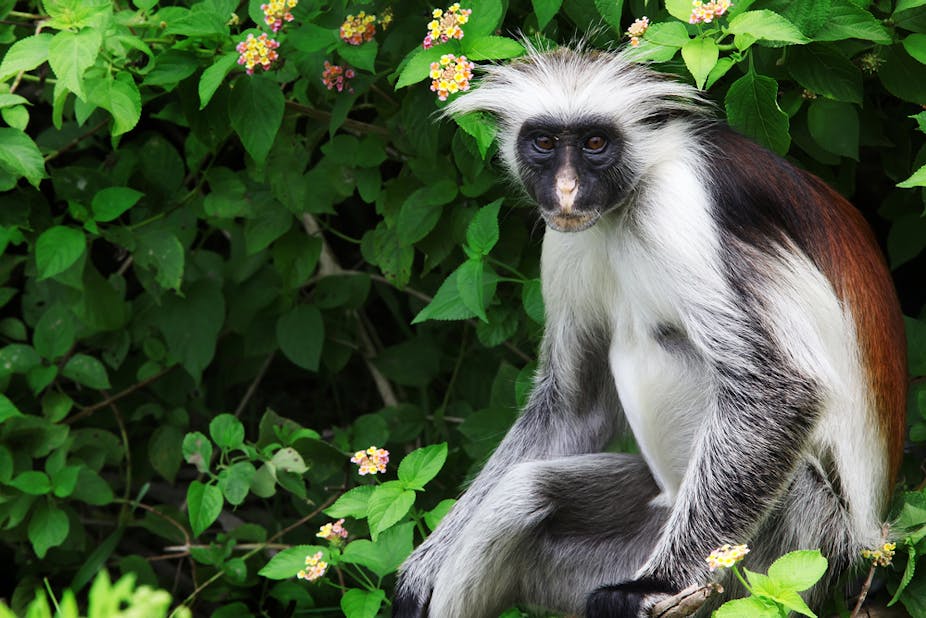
[444,45,709,232]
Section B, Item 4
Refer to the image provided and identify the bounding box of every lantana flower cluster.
[423,3,472,49]
[261,0,297,32]
[322,61,356,92]
[705,543,750,572]
[861,542,896,567]
[340,11,377,45]
[236,33,281,75]
[626,17,650,47]
[317,518,349,542]
[689,0,732,24]
[429,54,474,101]
[296,551,328,582]
[351,446,390,475]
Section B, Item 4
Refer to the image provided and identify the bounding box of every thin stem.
[731,565,752,594]
[233,351,276,417]
[68,365,175,424]
[44,119,110,163]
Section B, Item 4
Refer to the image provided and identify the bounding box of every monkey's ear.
[586,578,675,618]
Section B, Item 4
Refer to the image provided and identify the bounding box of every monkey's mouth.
[543,211,600,233]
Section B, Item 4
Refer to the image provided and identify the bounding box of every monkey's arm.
[588,298,823,617]
[394,323,621,617]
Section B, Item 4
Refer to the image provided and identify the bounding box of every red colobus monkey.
[394,46,907,618]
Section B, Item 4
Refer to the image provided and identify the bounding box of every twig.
[651,583,723,618]
[43,118,110,163]
[164,543,291,552]
[285,101,389,137]
[10,20,45,94]
[68,365,175,424]
[850,523,892,618]
[233,351,276,417]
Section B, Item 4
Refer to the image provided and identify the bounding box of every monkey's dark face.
[515,117,627,233]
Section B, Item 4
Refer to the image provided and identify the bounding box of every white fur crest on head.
[442,42,711,174]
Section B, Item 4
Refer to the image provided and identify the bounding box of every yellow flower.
[706,544,750,572]
[296,551,328,582]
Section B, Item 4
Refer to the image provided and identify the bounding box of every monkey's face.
[515,117,627,233]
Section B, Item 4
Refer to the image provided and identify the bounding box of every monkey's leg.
[426,452,666,618]
[395,330,622,616]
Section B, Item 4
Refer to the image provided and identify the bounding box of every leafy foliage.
[0,0,923,616]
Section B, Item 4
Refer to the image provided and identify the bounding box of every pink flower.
[350,446,390,475]
[236,33,281,75]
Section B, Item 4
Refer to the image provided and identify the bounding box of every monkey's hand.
[586,579,675,618]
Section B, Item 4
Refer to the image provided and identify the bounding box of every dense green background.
[0,0,925,616]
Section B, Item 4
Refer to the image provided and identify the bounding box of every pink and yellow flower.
[321,61,356,92]
[236,33,281,75]
[296,551,328,581]
[429,54,474,101]
[423,3,472,49]
[626,16,649,47]
[340,11,377,45]
[317,518,349,542]
[706,543,749,571]
[261,0,297,32]
[351,446,390,475]
[689,0,732,24]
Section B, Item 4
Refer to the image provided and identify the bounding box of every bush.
[0,0,923,616]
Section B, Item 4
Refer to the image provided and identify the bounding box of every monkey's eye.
[533,135,556,152]
[583,135,608,153]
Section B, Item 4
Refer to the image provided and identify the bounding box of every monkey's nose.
[556,175,578,194]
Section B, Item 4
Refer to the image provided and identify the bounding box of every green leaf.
[259,545,327,579]
[99,73,142,136]
[879,44,926,105]
[666,0,693,21]
[461,35,524,61]
[0,34,53,82]
[8,470,52,495]
[338,39,378,73]
[889,543,916,606]
[341,588,386,618]
[897,0,926,11]
[229,74,285,164]
[807,99,858,159]
[210,414,245,450]
[91,187,143,222]
[71,468,114,505]
[396,181,458,246]
[61,353,111,389]
[424,499,456,531]
[714,597,782,617]
[36,226,85,280]
[907,318,926,376]
[681,37,719,90]
[276,304,324,371]
[148,424,183,483]
[367,481,416,540]
[187,480,223,537]
[0,394,23,422]
[325,485,376,518]
[33,304,76,360]
[0,128,45,188]
[903,33,926,64]
[156,282,225,382]
[199,52,238,109]
[0,344,41,375]
[47,28,102,100]
[28,499,69,558]
[135,229,184,291]
[182,431,213,474]
[412,267,499,323]
[398,443,448,490]
[644,22,690,48]
[395,45,452,89]
[456,259,489,322]
[593,0,622,31]
[141,49,198,89]
[767,549,828,591]
[727,10,809,46]
[219,461,256,505]
[466,199,502,255]
[815,0,891,43]
[787,45,862,104]
[465,0,504,37]
[340,522,414,577]
[725,71,790,155]
[898,164,926,188]
[455,112,497,159]
[531,0,562,29]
